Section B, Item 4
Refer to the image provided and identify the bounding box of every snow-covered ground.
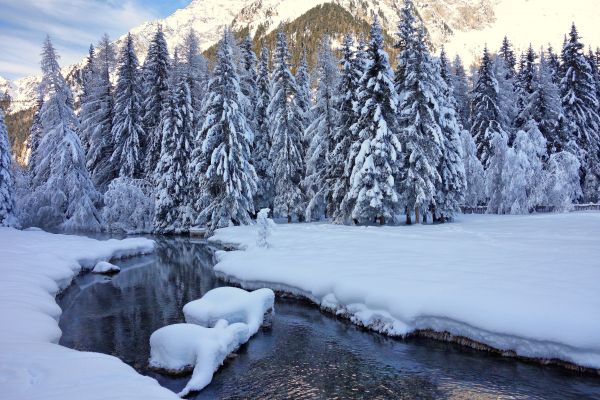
[0,227,178,400]
[210,213,600,369]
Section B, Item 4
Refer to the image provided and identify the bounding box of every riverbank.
[0,227,178,400]
[209,212,600,372]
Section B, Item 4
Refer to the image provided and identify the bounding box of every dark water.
[57,237,600,399]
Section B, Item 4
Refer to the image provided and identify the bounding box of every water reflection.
[58,238,600,399]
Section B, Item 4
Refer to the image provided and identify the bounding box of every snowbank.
[149,321,249,397]
[92,260,121,274]
[183,287,274,338]
[210,213,600,370]
[0,227,176,399]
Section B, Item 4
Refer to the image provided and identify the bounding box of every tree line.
[0,0,597,231]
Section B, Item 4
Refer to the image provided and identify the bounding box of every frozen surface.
[183,287,274,339]
[92,261,121,274]
[149,321,249,397]
[0,227,177,400]
[210,213,600,369]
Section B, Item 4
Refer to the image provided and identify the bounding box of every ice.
[183,287,275,339]
[210,213,600,369]
[0,227,176,399]
[149,321,249,397]
[92,261,121,274]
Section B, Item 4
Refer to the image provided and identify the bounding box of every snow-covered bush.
[256,208,273,248]
[102,177,154,233]
[545,151,582,212]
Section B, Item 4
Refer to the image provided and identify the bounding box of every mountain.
[3,0,600,160]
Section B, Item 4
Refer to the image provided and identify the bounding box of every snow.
[149,321,249,397]
[183,287,274,339]
[0,227,177,400]
[92,261,121,274]
[210,213,600,369]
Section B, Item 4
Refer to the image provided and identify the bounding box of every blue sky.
[0,0,190,80]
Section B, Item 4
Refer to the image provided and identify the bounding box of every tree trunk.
[406,208,412,225]
[287,215,292,223]
[415,206,420,224]
[379,216,385,225]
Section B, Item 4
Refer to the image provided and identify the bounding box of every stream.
[57,237,600,399]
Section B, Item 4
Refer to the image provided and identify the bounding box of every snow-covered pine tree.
[154,57,195,234]
[79,44,95,153]
[80,34,116,192]
[239,34,258,129]
[397,22,444,224]
[394,0,418,96]
[142,25,171,179]
[296,49,312,142]
[460,129,485,207]
[484,128,510,214]
[518,49,565,155]
[515,45,537,130]
[498,36,517,79]
[560,23,600,202]
[110,33,144,179]
[268,28,305,223]
[546,45,561,85]
[0,109,16,227]
[451,55,471,130]
[26,37,101,231]
[587,48,600,115]
[196,30,257,232]
[436,49,467,222]
[348,17,402,225]
[471,47,507,169]
[304,36,339,221]
[27,92,44,174]
[253,47,274,212]
[329,34,363,223]
[493,52,517,142]
[180,29,207,132]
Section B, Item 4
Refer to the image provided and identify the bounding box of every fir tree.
[547,45,561,85]
[239,34,258,129]
[498,36,517,79]
[329,34,362,223]
[111,33,144,179]
[296,49,312,139]
[80,34,116,192]
[79,44,95,153]
[180,29,207,131]
[26,37,101,231]
[142,25,171,179]
[485,129,510,214]
[197,31,257,232]
[560,24,600,202]
[394,0,418,96]
[0,109,16,227]
[304,36,339,221]
[451,55,471,130]
[515,45,537,130]
[269,28,306,223]
[253,47,274,212]
[471,47,507,169]
[460,129,485,207]
[348,18,402,225]
[154,63,195,234]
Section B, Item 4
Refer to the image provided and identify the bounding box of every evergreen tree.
[397,23,444,224]
[239,34,258,128]
[27,93,44,174]
[269,28,306,222]
[560,24,600,202]
[304,36,339,221]
[253,47,274,212]
[493,54,517,141]
[142,25,171,179]
[180,29,207,131]
[80,34,116,191]
[348,18,402,225]
[79,44,95,152]
[329,34,362,223]
[498,36,517,79]
[471,47,507,169]
[196,31,257,232]
[451,55,471,130]
[546,45,561,85]
[394,0,418,96]
[26,37,101,231]
[296,49,312,139]
[460,129,485,207]
[111,33,144,179]
[485,129,510,214]
[0,109,16,227]
[515,45,537,130]
[154,63,195,234]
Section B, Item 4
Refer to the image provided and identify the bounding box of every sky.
[0,0,191,80]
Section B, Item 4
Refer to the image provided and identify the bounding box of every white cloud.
[0,0,162,80]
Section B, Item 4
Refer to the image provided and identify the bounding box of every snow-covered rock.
[183,287,275,339]
[0,227,175,399]
[92,261,121,274]
[210,213,600,370]
[149,320,249,397]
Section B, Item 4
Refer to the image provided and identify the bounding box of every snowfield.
[0,227,177,400]
[210,213,600,369]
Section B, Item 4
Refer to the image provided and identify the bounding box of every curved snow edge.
[209,240,600,375]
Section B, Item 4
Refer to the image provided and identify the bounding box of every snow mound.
[183,287,275,339]
[92,261,121,274]
[149,321,249,397]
